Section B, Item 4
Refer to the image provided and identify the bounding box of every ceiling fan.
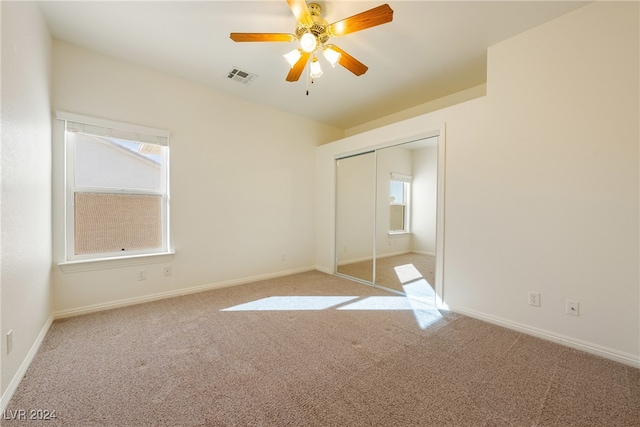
[230,1,393,85]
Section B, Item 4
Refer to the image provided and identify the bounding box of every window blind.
[391,173,412,182]
[57,111,170,146]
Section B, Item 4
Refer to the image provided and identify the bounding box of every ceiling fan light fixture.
[284,49,302,68]
[229,2,394,85]
[299,32,317,53]
[309,56,323,78]
[323,46,341,68]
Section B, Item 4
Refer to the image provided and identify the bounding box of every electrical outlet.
[7,330,13,355]
[138,269,147,281]
[163,266,172,277]
[566,299,579,316]
[528,291,540,307]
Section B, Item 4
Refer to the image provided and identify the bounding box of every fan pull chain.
[306,76,315,96]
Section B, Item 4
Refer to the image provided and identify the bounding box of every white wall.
[0,1,53,400]
[411,146,438,255]
[317,2,639,365]
[345,84,486,138]
[51,41,343,314]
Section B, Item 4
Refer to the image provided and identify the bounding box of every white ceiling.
[37,1,589,130]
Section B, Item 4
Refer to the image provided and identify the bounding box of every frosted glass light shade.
[300,33,317,53]
[284,49,302,67]
[309,57,323,78]
[323,47,341,67]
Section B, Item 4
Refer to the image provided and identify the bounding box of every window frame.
[58,111,172,263]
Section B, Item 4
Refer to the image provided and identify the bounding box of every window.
[59,112,171,261]
[389,173,411,233]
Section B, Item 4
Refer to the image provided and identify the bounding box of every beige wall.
[448,0,638,359]
[50,41,343,314]
[317,2,639,364]
[0,2,53,400]
[344,84,487,138]
[411,146,438,255]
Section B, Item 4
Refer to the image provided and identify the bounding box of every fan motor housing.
[308,3,322,16]
[296,3,330,45]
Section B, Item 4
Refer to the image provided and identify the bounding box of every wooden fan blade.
[286,0,314,28]
[329,45,368,76]
[327,4,393,37]
[286,51,310,82]
[230,33,296,42]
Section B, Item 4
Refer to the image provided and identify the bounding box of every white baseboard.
[412,250,436,256]
[376,250,412,259]
[447,304,640,368]
[314,265,333,275]
[336,250,415,266]
[336,255,373,266]
[0,315,54,412]
[54,266,316,319]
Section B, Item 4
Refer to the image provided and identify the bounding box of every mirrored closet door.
[335,152,376,283]
[335,138,439,304]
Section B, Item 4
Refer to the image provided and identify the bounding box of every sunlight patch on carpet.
[337,295,441,329]
[403,279,435,301]
[336,296,422,310]
[406,295,442,329]
[222,294,443,329]
[221,296,359,311]
[393,263,423,284]
[402,279,440,328]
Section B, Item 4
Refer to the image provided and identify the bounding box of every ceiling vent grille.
[227,68,258,85]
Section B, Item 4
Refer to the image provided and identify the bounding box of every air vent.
[227,68,258,85]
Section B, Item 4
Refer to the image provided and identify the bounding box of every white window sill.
[58,251,175,273]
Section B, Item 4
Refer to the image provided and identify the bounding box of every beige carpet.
[4,271,639,426]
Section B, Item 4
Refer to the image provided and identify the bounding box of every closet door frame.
[333,125,446,307]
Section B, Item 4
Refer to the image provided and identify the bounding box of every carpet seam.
[534,357,561,427]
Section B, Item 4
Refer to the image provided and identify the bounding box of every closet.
[335,137,442,304]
